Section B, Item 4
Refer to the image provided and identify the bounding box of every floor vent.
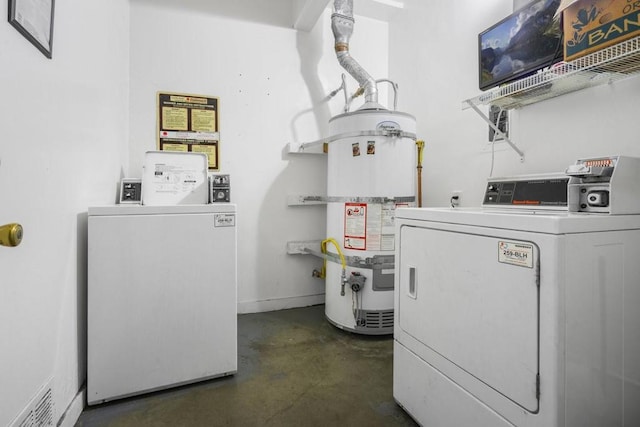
[11,378,54,427]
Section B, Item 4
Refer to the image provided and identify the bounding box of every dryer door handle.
[407,266,417,299]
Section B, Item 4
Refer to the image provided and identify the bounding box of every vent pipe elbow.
[331,0,381,109]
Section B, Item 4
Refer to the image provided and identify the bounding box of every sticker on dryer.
[498,240,533,268]
[214,213,236,227]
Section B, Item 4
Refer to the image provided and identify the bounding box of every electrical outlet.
[488,105,508,141]
[451,191,462,207]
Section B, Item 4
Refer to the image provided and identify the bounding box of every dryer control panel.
[483,174,568,209]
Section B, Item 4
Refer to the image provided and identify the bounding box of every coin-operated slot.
[209,174,231,203]
[586,190,609,208]
[119,179,142,204]
[567,156,640,214]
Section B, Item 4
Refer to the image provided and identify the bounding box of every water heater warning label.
[498,240,533,268]
[344,203,367,250]
[343,202,399,251]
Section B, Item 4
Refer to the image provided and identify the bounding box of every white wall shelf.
[462,35,640,160]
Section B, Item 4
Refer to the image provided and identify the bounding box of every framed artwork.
[8,0,55,58]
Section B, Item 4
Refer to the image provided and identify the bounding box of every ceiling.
[131,0,405,31]
[294,0,405,30]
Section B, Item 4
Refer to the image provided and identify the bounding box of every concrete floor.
[76,304,418,426]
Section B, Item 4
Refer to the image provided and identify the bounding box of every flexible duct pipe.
[332,0,381,109]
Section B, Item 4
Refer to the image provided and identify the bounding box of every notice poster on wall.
[157,92,220,170]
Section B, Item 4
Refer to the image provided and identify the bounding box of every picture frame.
[8,0,55,59]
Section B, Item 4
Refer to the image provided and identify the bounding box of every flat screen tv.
[479,0,563,91]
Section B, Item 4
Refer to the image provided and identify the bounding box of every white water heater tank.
[325,109,416,334]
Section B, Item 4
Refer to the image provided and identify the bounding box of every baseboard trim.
[58,386,85,427]
[238,293,324,314]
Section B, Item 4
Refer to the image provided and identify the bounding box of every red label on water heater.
[344,203,367,250]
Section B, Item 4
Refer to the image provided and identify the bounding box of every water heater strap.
[305,195,415,204]
[298,129,417,151]
[305,248,395,270]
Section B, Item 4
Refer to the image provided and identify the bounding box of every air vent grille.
[355,309,394,329]
[11,379,54,427]
[17,413,32,427]
[33,388,53,426]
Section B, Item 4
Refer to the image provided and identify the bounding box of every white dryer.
[393,162,640,427]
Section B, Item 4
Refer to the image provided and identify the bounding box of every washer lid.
[141,151,209,206]
[88,204,236,216]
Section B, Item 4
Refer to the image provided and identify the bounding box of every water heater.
[324,109,416,334]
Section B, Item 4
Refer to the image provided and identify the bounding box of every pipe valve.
[340,269,347,296]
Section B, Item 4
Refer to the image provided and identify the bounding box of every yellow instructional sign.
[157,92,220,170]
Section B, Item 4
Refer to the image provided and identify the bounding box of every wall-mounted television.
[479,0,563,91]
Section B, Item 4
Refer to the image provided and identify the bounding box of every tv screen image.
[479,0,562,91]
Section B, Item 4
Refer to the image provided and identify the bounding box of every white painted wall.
[129,0,390,313]
[0,0,129,425]
[390,0,640,208]
[3,0,637,424]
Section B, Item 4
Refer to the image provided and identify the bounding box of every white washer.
[87,204,237,405]
[394,206,640,427]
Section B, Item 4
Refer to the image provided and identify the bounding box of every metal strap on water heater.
[304,248,394,271]
[297,129,417,152]
[299,195,416,204]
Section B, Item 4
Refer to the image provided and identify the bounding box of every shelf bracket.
[464,100,524,162]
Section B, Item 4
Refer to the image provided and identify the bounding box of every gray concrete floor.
[76,304,418,426]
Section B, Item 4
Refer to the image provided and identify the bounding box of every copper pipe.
[415,140,425,207]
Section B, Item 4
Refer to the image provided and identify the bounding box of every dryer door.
[398,225,540,411]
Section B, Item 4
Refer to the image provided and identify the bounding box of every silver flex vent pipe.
[332,0,381,109]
